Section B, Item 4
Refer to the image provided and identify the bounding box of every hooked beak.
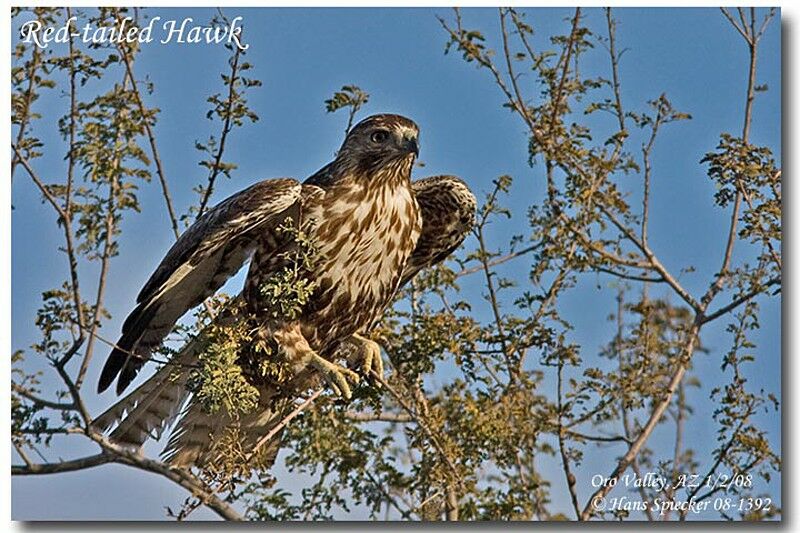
[402,136,419,157]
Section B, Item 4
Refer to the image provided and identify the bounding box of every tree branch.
[344,411,413,423]
[12,453,113,475]
[557,361,582,520]
[370,370,462,487]
[12,382,76,411]
[89,432,244,521]
[113,10,180,239]
[196,27,244,219]
[580,321,699,520]
[11,20,43,182]
[247,388,324,462]
[701,276,780,324]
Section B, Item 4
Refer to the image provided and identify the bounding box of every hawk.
[94,114,476,467]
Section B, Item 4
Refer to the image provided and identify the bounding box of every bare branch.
[720,8,750,44]
[247,388,324,462]
[595,203,700,311]
[12,382,76,411]
[113,10,180,239]
[344,411,413,423]
[13,441,34,468]
[567,430,632,445]
[12,453,113,475]
[370,370,463,487]
[580,322,700,520]
[605,7,628,168]
[701,276,780,324]
[557,361,582,520]
[197,28,244,218]
[756,8,777,42]
[12,143,68,221]
[455,245,536,278]
[89,432,244,521]
[593,265,665,284]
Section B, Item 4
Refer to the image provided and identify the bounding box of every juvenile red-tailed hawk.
[94,114,476,467]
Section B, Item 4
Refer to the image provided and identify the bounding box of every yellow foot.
[350,333,384,383]
[309,353,360,400]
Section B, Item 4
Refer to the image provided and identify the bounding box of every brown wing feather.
[400,175,476,287]
[98,178,302,395]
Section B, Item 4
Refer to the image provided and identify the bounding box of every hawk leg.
[308,353,361,400]
[273,325,360,400]
[345,333,384,383]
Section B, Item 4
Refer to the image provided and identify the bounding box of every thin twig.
[12,143,68,221]
[77,73,128,387]
[476,224,516,383]
[12,453,113,475]
[63,7,86,336]
[370,370,462,486]
[12,382,76,411]
[593,265,664,284]
[343,411,413,423]
[454,245,536,278]
[547,8,582,135]
[246,388,324,462]
[499,8,533,128]
[720,8,750,44]
[438,9,535,134]
[11,19,43,181]
[640,95,666,247]
[701,276,780,324]
[604,8,629,167]
[196,27,244,218]
[557,361,582,520]
[113,10,180,239]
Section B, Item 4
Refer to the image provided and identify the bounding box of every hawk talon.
[350,333,384,384]
[309,353,360,400]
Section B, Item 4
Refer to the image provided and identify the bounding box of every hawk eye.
[370,130,389,144]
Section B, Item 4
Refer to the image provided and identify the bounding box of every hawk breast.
[301,179,421,348]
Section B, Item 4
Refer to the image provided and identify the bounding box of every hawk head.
[337,114,420,176]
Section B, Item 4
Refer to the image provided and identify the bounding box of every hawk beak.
[402,136,419,157]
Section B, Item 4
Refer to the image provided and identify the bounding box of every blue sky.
[11,7,781,520]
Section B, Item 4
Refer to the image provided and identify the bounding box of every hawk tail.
[92,337,199,448]
[161,392,286,470]
[94,307,288,471]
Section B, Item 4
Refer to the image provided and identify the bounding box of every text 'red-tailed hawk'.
[94,114,476,467]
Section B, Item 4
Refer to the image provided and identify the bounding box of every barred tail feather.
[161,393,286,470]
[92,339,199,448]
[95,308,326,470]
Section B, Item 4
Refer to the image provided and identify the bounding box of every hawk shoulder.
[400,175,476,286]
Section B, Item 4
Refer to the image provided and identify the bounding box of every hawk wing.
[98,178,302,395]
[400,175,476,286]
